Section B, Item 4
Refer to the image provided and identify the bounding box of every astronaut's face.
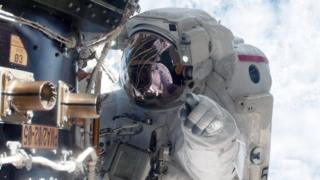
[121,32,188,108]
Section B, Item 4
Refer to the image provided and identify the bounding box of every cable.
[0,10,75,47]
[0,7,132,49]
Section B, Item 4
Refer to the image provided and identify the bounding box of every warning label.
[9,35,28,66]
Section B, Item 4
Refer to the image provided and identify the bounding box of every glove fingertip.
[184,119,195,129]
[192,125,203,136]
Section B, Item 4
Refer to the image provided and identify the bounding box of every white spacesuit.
[100,8,273,180]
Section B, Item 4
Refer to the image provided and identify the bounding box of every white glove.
[180,93,237,137]
[176,93,240,180]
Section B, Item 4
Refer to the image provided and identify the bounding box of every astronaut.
[101,8,273,180]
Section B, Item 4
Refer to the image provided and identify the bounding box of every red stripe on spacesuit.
[238,54,269,63]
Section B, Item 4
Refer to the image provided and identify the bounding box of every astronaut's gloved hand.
[177,93,239,180]
[181,93,225,137]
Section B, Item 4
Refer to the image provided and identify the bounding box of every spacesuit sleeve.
[175,97,240,180]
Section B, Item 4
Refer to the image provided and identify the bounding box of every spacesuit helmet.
[121,31,192,108]
[118,8,235,108]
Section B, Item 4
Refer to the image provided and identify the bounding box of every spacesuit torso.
[100,8,273,180]
[100,88,239,180]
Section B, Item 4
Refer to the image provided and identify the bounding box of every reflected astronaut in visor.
[122,32,187,107]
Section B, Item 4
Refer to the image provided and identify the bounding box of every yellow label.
[9,35,28,66]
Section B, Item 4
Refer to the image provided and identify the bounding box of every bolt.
[250,146,264,165]
[31,149,36,154]
[63,116,68,122]
[26,111,33,119]
[5,109,11,116]
[261,167,269,179]
[52,149,57,155]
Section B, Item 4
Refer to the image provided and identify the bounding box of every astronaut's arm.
[175,94,240,180]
